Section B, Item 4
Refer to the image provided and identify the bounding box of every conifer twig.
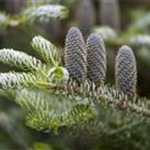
[36,81,150,118]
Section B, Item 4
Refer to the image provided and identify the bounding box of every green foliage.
[129,10,150,33]
[26,103,93,133]
[1,27,150,150]
[0,2,69,30]
[31,36,61,66]
[93,9,150,47]
[0,112,30,149]
[0,91,31,150]
[23,4,69,24]
[130,35,150,47]
[0,49,43,71]
[0,72,46,89]
[32,143,53,150]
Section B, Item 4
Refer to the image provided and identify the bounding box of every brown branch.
[36,81,150,118]
[107,98,150,117]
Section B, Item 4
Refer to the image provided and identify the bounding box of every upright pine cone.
[100,0,120,30]
[86,33,107,84]
[76,0,96,36]
[115,45,137,97]
[65,27,87,82]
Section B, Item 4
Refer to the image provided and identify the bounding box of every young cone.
[86,33,107,85]
[115,45,137,97]
[65,27,87,82]
[76,0,96,36]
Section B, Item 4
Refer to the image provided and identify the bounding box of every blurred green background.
[1,0,150,149]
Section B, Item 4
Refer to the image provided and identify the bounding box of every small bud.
[48,67,69,85]
[115,45,137,97]
[86,33,107,85]
[65,27,87,82]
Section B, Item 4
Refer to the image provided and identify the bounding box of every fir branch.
[0,49,44,71]
[15,89,52,112]
[130,11,150,32]
[23,4,69,23]
[15,88,94,132]
[31,36,60,66]
[1,26,150,140]
[129,35,150,47]
[0,72,44,89]
[26,104,94,132]
[17,81,150,135]
[106,98,150,117]
[37,81,150,118]
[107,118,145,136]
[15,88,73,113]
